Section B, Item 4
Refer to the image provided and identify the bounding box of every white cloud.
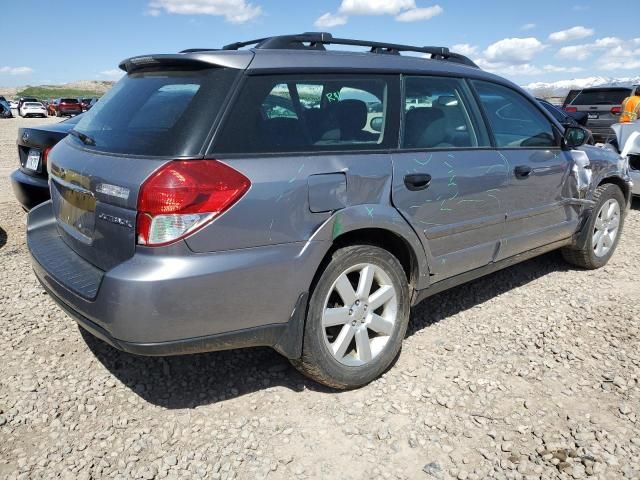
[314,12,348,28]
[556,45,592,61]
[542,64,583,73]
[395,5,442,22]
[147,0,262,23]
[593,36,622,47]
[521,23,536,31]
[474,59,542,76]
[451,43,478,57]
[483,37,546,64]
[315,1,442,26]
[548,26,593,43]
[338,0,415,15]
[100,69,124,78]
[0,66,33,75]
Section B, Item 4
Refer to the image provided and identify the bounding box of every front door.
[471,80,579,260]
[391,76,508,282]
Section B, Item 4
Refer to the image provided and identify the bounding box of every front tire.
[292,245,410,389]
[562,183,625,269]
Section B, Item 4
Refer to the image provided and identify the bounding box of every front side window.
[402,76,483,149]
[215,75,394,154]
[472,80,556,148]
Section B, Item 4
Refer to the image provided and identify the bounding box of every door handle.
[404,173,432,191]
[514,165,532,179]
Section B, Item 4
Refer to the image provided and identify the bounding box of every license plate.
[25,149,40,171]
[588,113,599,119]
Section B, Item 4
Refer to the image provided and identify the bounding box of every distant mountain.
[524,76,640,99]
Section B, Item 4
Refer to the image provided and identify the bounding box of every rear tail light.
[564,106,578,113]
[611,106,621,115]
[136,160,250,246]
[42,147,51,167]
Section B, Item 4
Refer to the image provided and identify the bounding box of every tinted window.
[215,75,394,154]
[570,88,630,106]
[402,76,484,149]
[539,100,566,123]
[61,98,79,103]
[71,68,238,156]
[472,81,556,148]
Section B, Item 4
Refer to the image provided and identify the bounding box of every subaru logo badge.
[22,131,29,143]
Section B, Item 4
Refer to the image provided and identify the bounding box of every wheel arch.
[597,175,631,206]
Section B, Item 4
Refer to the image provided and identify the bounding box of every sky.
[1,0,639,88]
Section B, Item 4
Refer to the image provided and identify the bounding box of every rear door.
[471,80,578,259]
[391,76,507,281]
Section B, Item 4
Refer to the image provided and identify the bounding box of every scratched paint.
[414,153,433,166]
[365,206,374,218]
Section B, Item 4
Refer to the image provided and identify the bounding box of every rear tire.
[291,245,410,389]
[562,183,625,269]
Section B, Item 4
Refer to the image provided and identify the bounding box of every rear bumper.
[58,109,81,115]
[27,201,327,358]
[10,169,50,210]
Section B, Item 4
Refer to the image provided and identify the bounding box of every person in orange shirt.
[620,85,640,123]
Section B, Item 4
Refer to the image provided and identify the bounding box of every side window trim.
[469,79,562,150]
[210,73,401,155]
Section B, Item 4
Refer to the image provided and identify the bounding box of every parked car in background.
[19,101,48,118]
[81,97,98,112]
[537,98,593,143]
[10,115,81,210]
[17,97,39,115]
[564,87,632,143]
[47,99,59,116]
[27,33,632,389]
[9,100,18,109]
[0,99,13,118]
[562,89,581,109]
[55,98,82,116]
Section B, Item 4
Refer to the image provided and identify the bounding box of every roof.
[118,32,510,87]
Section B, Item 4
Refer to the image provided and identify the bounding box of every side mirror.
[369,116,383,132]
[563,126,588,149]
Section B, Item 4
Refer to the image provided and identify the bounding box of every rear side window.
[401,76,485,149]
[215,74,396,154]
[71,68,239,156]
[570,88,630,106]
[472,81,556,148]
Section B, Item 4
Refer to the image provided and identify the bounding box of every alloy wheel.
[593,198,620,257]
[322,263,398,366]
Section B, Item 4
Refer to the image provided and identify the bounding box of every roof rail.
[180,32,478,68]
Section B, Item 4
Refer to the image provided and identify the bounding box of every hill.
[1,80,114,100]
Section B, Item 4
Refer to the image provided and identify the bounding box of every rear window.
[570,88,630,106]
[70,67,238,156]
[25,102,43,107]
[61,98,79,103]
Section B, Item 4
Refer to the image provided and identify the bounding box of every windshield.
[71,67,239,156]
[571,88,630,106]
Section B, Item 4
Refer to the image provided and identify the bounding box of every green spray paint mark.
[443,161,453,169]
[365,206,374,218]
[415,153,433,166]
[332,216,343,239]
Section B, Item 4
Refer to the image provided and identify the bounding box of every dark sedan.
[10,116,80,210]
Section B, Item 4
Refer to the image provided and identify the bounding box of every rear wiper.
[69,129,96,146]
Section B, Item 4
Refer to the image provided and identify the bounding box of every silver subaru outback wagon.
[27,33,632,389]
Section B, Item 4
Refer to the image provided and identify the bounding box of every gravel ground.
[1,115,639,480]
